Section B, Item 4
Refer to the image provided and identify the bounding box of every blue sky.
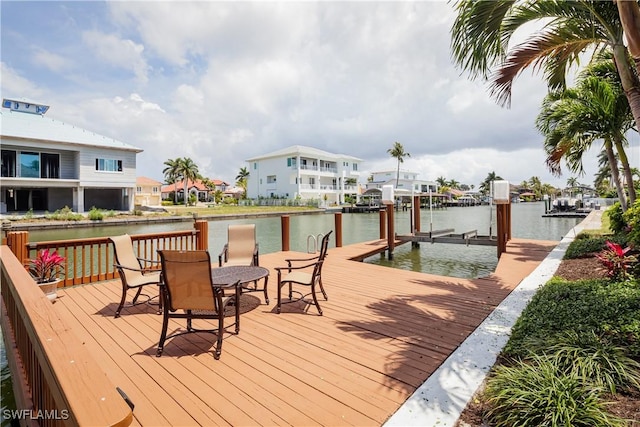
[2,1,637,188]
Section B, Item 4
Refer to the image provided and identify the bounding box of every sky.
[2,1,638,189]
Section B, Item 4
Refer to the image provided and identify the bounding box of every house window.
[136,187,142,193]
[254,162,257,170]
[152,187,159,193]
[353,163,358,171]
[40,153,60,178]
[95,158,123,172]
[20,152,39,178]
[267,175,277,184]
[1,150,16,177]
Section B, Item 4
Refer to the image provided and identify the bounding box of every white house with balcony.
[1,98,142,213]
[246,145,362,205]
[365,170,438,194]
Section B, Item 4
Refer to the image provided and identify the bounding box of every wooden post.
[334,212,343,247]
[496,204,511,257]
[413,195,421,233]
[385,202,395,260]
[193,220,209,251]
[6,231,29,265]
[379,209,387,239]
[281,215,290,251]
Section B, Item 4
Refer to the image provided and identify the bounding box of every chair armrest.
[274,261,319,273]
[137,257,161,271]
[218,244,229,267]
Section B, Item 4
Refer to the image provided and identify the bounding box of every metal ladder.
[306,233,325,253]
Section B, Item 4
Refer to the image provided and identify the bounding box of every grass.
[161,204,321,217]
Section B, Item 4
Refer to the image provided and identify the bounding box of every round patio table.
[211,265,270,304]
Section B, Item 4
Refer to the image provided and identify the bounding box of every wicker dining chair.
[157,250,240,360]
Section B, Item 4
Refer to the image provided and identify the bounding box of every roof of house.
[136,176,163,186]
[245,145,362,162]
[161,178,229,193]
[1,109,142,152]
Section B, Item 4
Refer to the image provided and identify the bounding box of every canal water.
[1,202,581,422]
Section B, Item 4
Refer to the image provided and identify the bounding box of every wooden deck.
[52,238,557,426]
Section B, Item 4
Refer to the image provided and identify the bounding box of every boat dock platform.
[43,237,556,426]
[396,228,498,246]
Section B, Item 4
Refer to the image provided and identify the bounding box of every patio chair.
[109,234,162,318]
[218,224,259,267]
[275,231,332,316]
[157,250,240,360]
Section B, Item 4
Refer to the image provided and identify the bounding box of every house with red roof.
[135,176,163,207]
[161,178,229,203]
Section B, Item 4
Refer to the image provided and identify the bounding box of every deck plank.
[52,238,554,426]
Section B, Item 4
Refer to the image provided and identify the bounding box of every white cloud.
[1,1,636,189]
[82,30,149,83]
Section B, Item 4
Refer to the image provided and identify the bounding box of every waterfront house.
[135,176,163,207]
[245,145,361,205]
[365,170,438,194]
[1,98,142,213]
[161,178,229,203]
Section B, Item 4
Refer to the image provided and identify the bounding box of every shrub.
[543,331,640,394]
[608,202,627,234]
[45,206,83,221]
[87,207,104,221]
[596,241,637,281]
[623,199,640,248]
[564,233,627,259]
[504,278,640,359]
[484,355,625,427]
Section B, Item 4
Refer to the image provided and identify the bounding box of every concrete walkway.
[384,210,603,427]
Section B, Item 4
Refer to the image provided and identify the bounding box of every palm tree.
[566,177,579,189]
[448,179,460,189]
[235,167,250,199]
[436,176,448,187]
[479,171,503,195]
[387,142,410,188]
[616,1,640,77]
[535,56,635,210]
[451,0,640,140]
[162,158,181,204]
[176,157,200,206]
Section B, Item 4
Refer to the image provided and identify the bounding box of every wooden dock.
[49,238,556,426]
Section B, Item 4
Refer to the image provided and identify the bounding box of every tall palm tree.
[451,0,640,139]
[162,158,181,204]
[176,157,200,206]
[535,56,635,210]
[235,167,250,199]
[436,176,448,187]
[387,142,410,188]
[616,0,640,77]
[566,177,579,188]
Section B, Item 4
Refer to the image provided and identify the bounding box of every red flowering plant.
[28,249,66,284]
[595,241,637,282]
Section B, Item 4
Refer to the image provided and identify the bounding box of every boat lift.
[396,228,497,247]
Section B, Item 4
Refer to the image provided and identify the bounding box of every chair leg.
[156,307,169,357]
[318,277,328,300]
[262,276,269,305]
[115,287,128,318]
[131,287,143,305]
[214,311,225,360]
[311,284,323,316]
[277,281,283,314]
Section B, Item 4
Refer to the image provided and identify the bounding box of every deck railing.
[3,220,209,288]
[0,246,133,427]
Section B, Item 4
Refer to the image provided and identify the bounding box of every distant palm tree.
[436,176,448,187]
[387,142,410,188]
[566,177,579,188]
[176,158,200,206]
[479,171,503,195]
[163,158,181,204]
[448,179,460,189]
[235,167,250,199]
